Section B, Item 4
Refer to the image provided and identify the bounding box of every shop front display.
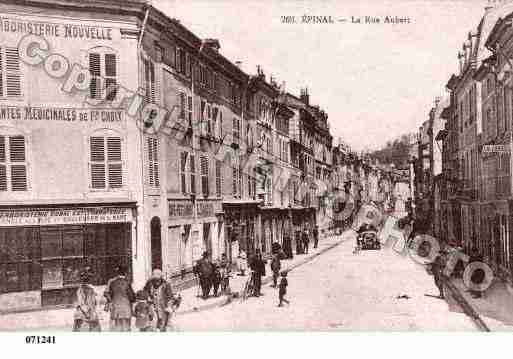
[0,205,134,308]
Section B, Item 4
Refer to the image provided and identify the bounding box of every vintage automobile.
[356,224,381,250]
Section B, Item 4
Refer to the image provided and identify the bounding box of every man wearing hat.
[143,269,176,332]
[73,269,101,331]
[193,252,214,299]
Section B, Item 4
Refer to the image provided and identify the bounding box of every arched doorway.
[150,217,162,271]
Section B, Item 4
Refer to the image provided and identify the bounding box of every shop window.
[0,135,28,191]
[147,137,159,187]
[0,46,22,97]
[88,49,117,101]
[90,136,123,190]
[0,227,40,293]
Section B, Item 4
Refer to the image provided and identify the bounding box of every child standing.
[73,270,101,332]
[133,290,154,332]
[278,271,290,307]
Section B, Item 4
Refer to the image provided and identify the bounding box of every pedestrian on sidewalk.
[211,263,222,297]
[194,252,214,299]
[313,226,319,249]
[237,249,247,276]
[73,270,101,332]
[219,253,231,295]
[302,229,310,254]
[143,269,176,332]
[278,271,290,307]
[250,250,266,296]
[271,253,281,288]
[104,265,136,331]
[133,290,154,332]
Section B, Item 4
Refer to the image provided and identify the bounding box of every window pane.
[62,226,83,257]
[41,259,63,289]
[105,78,117,101]
[40,227,61,259]
[0,137,5,162]
[62,258,82,286]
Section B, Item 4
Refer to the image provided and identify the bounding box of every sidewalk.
[0,232,350,331]
[447,277,513,331]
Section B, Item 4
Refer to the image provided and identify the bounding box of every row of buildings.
[413,0,513,286]
[0,0,405,311]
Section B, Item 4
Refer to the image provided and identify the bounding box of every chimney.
[435,96,441,107]
[300,87,309,105]
[235,61,242,68]
[458,51,464,73]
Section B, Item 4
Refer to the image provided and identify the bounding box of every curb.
[176,234,349,316]
[443,278,491,332]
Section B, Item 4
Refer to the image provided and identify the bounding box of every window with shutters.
[176,47,182,73]
[215,160,222,198]
[200,155,209,197]
[0,135,27,191]
[90,136,123,190]
[144,58,156,103]
[206,104,212,135]
[212,107,218,138]
[232,166,238,197]
[89,49,117,101]
[0,46,22,98]
[147,137,159,187]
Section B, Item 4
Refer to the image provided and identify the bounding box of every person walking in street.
[133,290,154,332]
[211,263,222,297]
[104,265,136,331]
[237,249,247,276]
[143,269,177,332]
[73,270,101,332]
[219,253,231,295]
[302,229,310,254]
[278,271,290,307]
[194,252,214,299]
[270,253,281,288]
[313,226,319,249]
[250,250,266,297]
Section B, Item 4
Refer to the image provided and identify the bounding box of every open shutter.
[5,47,21,97]
[200,101,206,135]
[105,53,117,101]
[215,159,221,197]
[89,53,101,99]
[107,137,122,188]
[201,156,209,196]
[190,154,196,194]
[180,151,187,194]
[90,137,105,189]
[179,92,186,119]
[0,136,6,191]
[148,138,159,187]
[9,136,26,191]
[0,47,3,96]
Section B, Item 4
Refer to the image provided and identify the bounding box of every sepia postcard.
[1,2,513,352]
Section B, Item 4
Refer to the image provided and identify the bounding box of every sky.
[154,0,491,152]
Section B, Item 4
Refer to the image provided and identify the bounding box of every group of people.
[193,252,231,300]
[73,265,181,332]
[295,226,320,255]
